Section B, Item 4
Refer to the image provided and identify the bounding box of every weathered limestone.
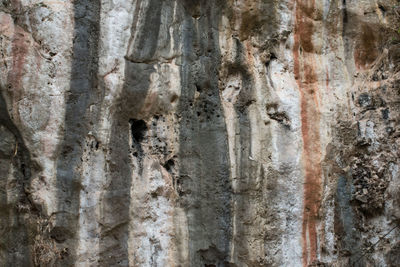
[1,0,400,266]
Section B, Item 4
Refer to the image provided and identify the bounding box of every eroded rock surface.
[1,0,400,266]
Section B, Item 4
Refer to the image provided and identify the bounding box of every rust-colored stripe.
[7,1,30,122]
[293,0,323,266]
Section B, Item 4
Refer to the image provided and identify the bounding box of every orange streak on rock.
[9,27,29,89]
[293,0,323,266]
[245,41,255,70]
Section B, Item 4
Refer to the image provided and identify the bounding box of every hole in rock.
[129,119,147,143]
[164,159,175,172]
[378,4,386,14]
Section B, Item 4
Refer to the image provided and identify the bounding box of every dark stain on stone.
[54,0,101,264]
[341,0,354,73]
[385,241,400,266]
[177,0,232,265]
[0,90,34,265]
[98,116,132,266]
[1,4,40,264]
[334,176,362,266]
[127,0,163,62]
[342,0,347,23]
[354,25,378,69]
[98,0,161,264]
[382,108,390,120]
[239,10,263,41]
[357,93,371,107]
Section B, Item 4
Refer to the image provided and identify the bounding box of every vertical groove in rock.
[98,116,132,266]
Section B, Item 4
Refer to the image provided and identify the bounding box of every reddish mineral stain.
[293,0,323,266]
[4,1,34,123]
[354,25,378,69]
[8,25,31,122]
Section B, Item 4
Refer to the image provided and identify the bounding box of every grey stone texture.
[1,0,400,266]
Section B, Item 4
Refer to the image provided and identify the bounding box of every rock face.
[1,0,400,266]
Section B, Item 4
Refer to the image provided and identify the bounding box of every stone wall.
[1,0,400,266]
